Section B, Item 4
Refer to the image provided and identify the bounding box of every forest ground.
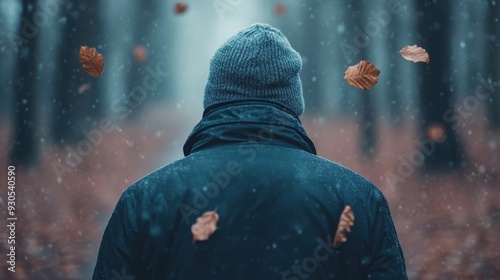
[0,103,499,279]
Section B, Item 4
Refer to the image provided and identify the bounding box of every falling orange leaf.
[427,123,447,142]
[344,60,381,90]
[78,82,92,94]
[274,3,286,16]
[79,46,105,77]
[174,2,188,14]
[399,45,430,63]
[133,45,147,63]
[334,206,355,246]
[191,210,219,241]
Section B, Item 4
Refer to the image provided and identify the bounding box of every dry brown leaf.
[344,60,381,90]
[79,46,105,77]
[274,3,286,16]
[427,123,447,142]
[191,210,219,241]
[334,205,355,246]
[399,45,430,63]
[77,82,92,94]
[174,2,188,14]
[133,45,147,63]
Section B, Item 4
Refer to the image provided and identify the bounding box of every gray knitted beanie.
[203,23,305,116]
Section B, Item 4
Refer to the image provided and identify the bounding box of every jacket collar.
[183,99,317,156]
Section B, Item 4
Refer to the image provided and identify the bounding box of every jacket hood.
[183,99,316,156]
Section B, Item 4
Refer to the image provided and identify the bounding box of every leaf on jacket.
[344,60,380,90]
[191,210,219,241]
[79,46,105,77]
[399,45,430,63]
[334,205,355,246]
[174,2,188,14]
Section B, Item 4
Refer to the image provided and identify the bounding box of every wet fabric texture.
[93,99,407,280]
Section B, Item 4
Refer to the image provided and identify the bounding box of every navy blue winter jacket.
[93,99,407,279]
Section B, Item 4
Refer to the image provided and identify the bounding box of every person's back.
[93,23,406,280]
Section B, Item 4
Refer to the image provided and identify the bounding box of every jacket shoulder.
[122,156,195,198]
[305,152,382,191]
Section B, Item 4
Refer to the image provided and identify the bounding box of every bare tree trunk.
[298,0,323,114]
[124,0,165,119]
[388,6,403,125]
[417,0,465,169]
[486,1,500,129]
[9,0,39,167]
[52,0,104,144]
[358,0,377,157]
[360,92,376,156]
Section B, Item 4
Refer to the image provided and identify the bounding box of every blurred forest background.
[0,0,499,279]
